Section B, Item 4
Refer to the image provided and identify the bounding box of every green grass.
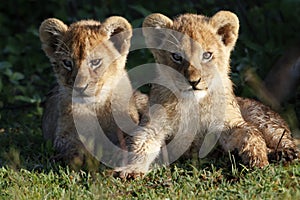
[0,108,299,199]
[1,160,300,199]
[0,1,300,198]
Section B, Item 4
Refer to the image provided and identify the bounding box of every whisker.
[43,28,70,54]
[168,32,181,47]
[149,35,181,50]
[164,39,180,50]
[55,38,70,54]
[275,130,286,160]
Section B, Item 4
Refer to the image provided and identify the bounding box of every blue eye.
[62,59,72,71]
[90,58,102,70]
[202,52,213,61]
[171,52,183,63]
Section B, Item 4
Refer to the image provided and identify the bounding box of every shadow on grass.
[0,106,243,183]
[0,106,111,174]
[0,107,53,171]
[1,105,298,184]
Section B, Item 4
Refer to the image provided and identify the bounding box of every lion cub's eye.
[90,59,102,70]
[171,52,183,64]
[202,52,213,61]
[62,59,73,71]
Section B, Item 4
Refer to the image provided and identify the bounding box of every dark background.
[0,0,299,168]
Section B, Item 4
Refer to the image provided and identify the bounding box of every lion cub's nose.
[74,84,89,94]
[189,79,201,90]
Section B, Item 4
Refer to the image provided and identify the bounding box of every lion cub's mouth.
[72,95,96,104]
[187,79,208,91]
[190,86,208,91]
[183,86,208,100]
[185,76,208,99]
[187,84,208,92]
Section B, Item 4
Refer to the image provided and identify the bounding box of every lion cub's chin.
[193,90,208,100]
[181,89,208,101]
[72,96,97,104]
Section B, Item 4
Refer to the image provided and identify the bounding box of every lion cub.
[40,17,143,168]
[115,11,298,177]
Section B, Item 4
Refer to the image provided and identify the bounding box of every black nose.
[189,79,201,89]
[74,84,89,94]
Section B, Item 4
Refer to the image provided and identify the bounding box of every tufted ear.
[210,11,239,51]
[142,13,173,48]
[39,18,68,59]
[143,13,173,29]
[100,16,132,55]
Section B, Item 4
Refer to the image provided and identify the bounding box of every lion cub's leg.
[42,88,90,169]
[54,132,99,170]
[115,125,167,178]
[53,107,99,170]
[219,122,269,168]
[53,133,83,168]
[54,132,88,169]
[237,97,299,162]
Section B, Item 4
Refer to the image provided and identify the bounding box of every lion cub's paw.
[268,147,299,163]
[240,147,269,168]
[249,154,269,168]
[113,165,149,180]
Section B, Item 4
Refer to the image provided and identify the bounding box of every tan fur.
[237,97,298,161]
[115,11,298,178]
[40,17,144,169]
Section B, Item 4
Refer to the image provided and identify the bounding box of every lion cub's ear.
[142,13,173,48]
[100,16,132,55]
[39,18,68,59]
[143,13,173,29]
[211,11,239,51]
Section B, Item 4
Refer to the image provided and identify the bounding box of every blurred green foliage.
[0,0,299,129]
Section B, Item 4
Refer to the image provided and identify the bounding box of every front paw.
[240,147,269,168]
[268,147,299,163]
[114,164,149,179]
[249,154,269,168]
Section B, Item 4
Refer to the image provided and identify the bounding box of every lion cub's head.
[143,11,239,98]
[39,17,132,98]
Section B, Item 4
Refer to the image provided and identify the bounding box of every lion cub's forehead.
[60,20,107,60]
[172,14,217,48]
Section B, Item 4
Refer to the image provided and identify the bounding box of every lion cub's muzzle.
[73,83,89,96]
[185,65,203,90]
[189,79,201,90]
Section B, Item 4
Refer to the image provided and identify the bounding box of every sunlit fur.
[40,17,147,169]
[115,11,298,178]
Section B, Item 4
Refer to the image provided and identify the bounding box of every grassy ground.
[0,107,300,199]
[1,1,300,199]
